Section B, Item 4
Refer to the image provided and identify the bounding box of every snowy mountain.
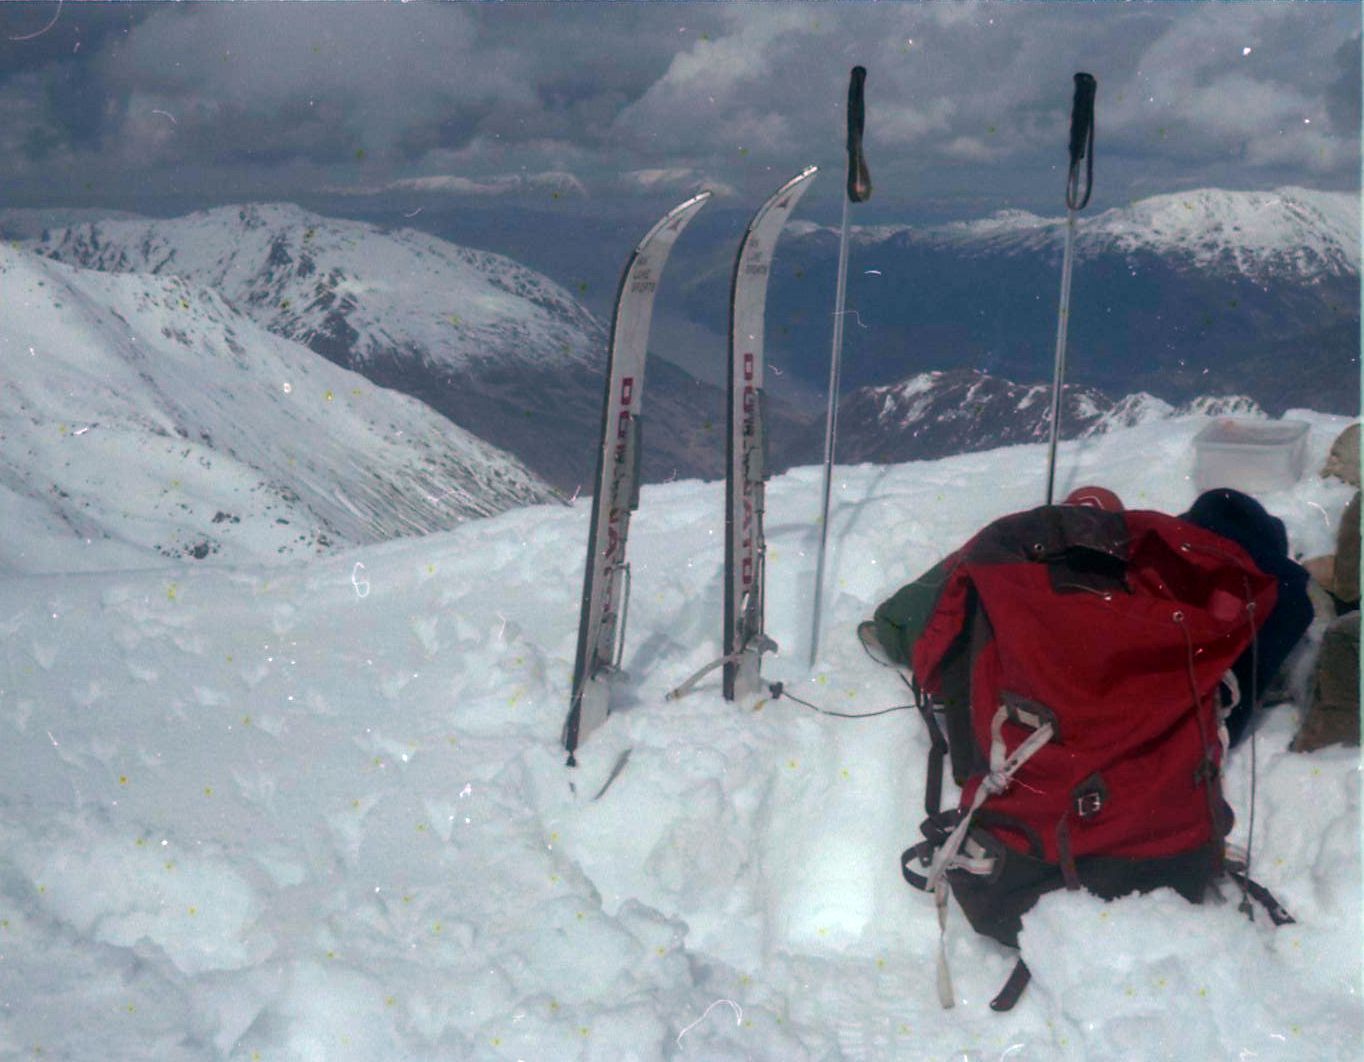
[685,186,1360,416]
[0,206,147,240]
[29,202,601,376]
[779,368,1265,467]
[28,204,742,493]
[1,409,1356,1058]
[0,244,554,573]
[28,190,1356,493]
[902,186,1360,280]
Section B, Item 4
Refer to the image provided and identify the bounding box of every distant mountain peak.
[791,186,1358,281]
[923,186,1359,279]
[783,367,1269,468]
[30,204,604,376]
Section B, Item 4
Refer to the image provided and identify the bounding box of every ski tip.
[649,190,712,242]
[680,189,714,209]
[785,165,819,194]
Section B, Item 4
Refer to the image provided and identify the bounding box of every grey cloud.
[0,2,1355,214]
[97,4,528,160]
[1327,34,1362,136]
[0,3,152,83]
[612,3,1355,188]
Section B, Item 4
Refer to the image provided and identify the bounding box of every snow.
[804,187,1360,281]
[28,203,603,376]
[0,244,554,572]
[0,411,1359,1059]
[872,372,942,425]
[1082,187,1360,276]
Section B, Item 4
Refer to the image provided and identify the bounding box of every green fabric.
[870,556,954,666]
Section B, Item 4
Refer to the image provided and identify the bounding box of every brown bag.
[1291,612,1360,753]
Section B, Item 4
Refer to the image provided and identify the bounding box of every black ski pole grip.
[846,66,872,203]
[1065,72,1096,211]
[1068,72,1097,167]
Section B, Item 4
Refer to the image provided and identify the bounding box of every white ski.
[665,167,818,705]
[724,166,818,700]
[563,192,712,764]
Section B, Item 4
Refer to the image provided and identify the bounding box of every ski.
[723,166,819,700]
[663,168,818,705]
[563,191,712,765]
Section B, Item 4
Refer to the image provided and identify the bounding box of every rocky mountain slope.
[778,368,1265,468]
[683,186,1359,416]
[912,186,1359,279]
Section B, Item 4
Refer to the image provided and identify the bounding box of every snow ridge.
[803,187,1359,280]
[825,368,1266,466]
[0,243,555,572]
[30,203,603,375]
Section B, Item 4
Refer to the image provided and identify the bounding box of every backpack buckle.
[1073,773,1108,819]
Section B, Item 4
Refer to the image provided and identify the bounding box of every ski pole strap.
[846,66,872,203]
[1065,72,1096,211]
[913,683,948,817]
[665,653,743,701]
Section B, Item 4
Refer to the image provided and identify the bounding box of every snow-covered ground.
[1,412,1358,1059]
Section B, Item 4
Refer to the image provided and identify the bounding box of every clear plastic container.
[1192,418,1310,494]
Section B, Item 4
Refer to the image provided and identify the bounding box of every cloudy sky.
[0,2,1358,223]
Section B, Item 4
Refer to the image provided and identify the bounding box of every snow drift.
[0,412,1357,1059]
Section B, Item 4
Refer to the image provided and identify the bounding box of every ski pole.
[810,65,871,668]
[1044,72,1097,505]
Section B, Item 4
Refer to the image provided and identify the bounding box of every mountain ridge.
[0,243,555,572]
[787,186,1360,279]
[778,367,1269,469]
[27,202,753,493]
[30,202,603,376]
[23,188,1358,496]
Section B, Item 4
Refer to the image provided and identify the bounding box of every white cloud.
[329,171,588,199]
[941,136,1005,164]
[615,168,738,199]
[1100,4,1355,168]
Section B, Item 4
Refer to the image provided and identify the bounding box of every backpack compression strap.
[912,678,948,817]
[925,707,1056,892]
[910,705,1055,1010]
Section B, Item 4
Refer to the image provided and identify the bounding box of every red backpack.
[900,504,1290,1010]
